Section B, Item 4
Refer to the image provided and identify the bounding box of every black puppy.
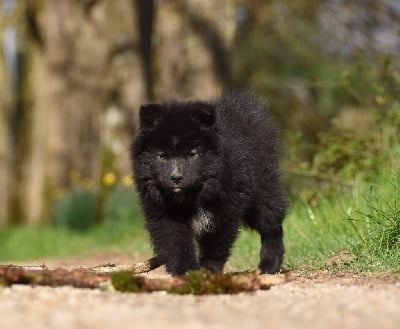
[132,90,286,275]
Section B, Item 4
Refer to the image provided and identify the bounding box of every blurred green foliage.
[310,106,400,180]
[275,48,400,182]
[50,184,142,232]
[233,2,400,158]
[51,187,98,231]
[233,5,345,124]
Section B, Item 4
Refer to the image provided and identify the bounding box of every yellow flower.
[122,175,134,187]
[102,172,117,186]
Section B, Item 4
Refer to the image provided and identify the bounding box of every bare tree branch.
[0,263,287,294]
[91,256,164,274]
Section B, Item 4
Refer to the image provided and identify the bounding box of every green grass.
[0,223,152,262]
[228,192,360,272]
[230,172,400,273]
[283,173,399,273]
[346,174,400,272]
[283,193,359,270]
[0,185,152,262]
[0,175,399,273]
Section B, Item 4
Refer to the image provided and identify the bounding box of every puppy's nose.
[170,173,183,184]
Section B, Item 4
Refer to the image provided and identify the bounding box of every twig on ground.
[90,256,164,274]
[0,263,288,294]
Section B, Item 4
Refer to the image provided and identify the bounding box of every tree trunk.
[154,0,235,100]
[0,49,12,226]
[7,0,148,225]
[101,0,149,175]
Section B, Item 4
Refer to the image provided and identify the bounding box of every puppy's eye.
[157,152,166,160]
[188,149,199,158]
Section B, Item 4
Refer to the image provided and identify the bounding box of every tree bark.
[0,49,12,226]
[7,0,148,224]
[154,0,235,100]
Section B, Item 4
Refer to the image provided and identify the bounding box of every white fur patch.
[192,209,215,235]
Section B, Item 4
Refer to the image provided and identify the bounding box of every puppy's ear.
[139,103,163,130]
[191,103,216,128]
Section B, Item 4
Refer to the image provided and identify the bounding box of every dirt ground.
[1,253,399,329]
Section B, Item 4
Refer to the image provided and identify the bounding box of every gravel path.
[1,254,399,329]
[1,278,400,329]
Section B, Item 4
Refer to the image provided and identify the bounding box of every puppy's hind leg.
[244,203,285,274]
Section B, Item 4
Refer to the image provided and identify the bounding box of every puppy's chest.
[192,208,215,235]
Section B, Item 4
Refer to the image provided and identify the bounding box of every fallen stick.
[0,264,287,294]
[90,256,163,274]
[0,265,108,289]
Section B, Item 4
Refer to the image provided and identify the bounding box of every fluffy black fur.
[132,90,286,275]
